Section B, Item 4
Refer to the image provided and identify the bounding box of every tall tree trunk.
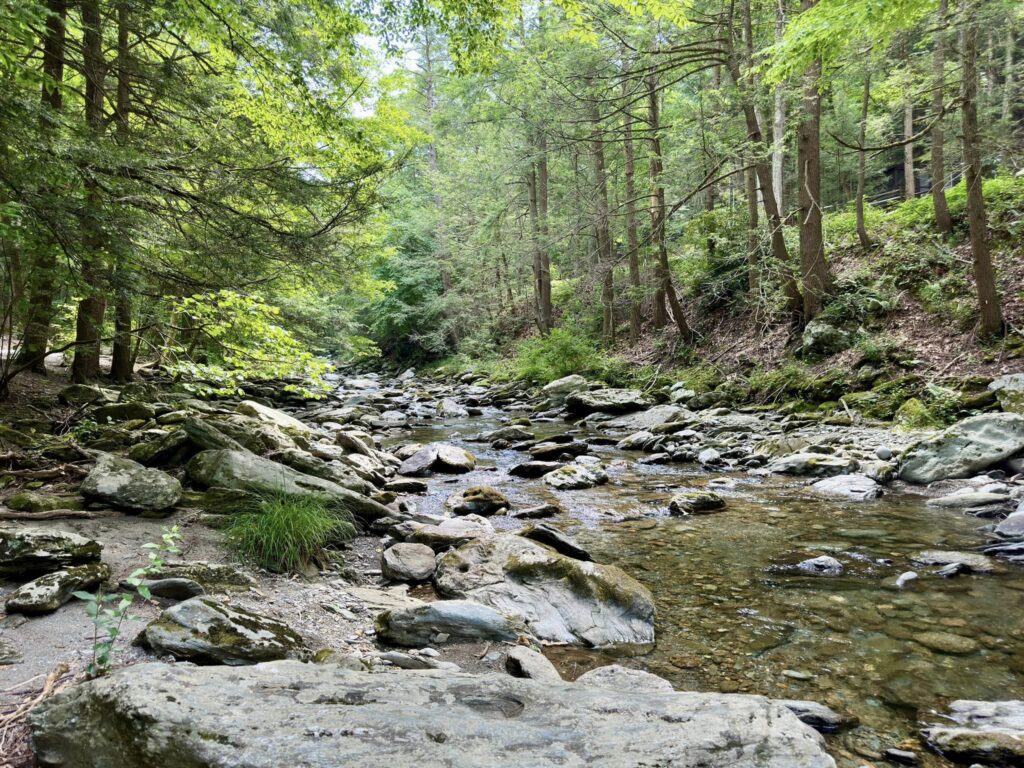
[110,0,133,383]
[745,164,759,295]
[772,0,787,212]
[587,75,615,344]
[537,130,553,331]
[646,74,693,342]
[17,0,65,373]
[71,0,107,383]
[961,13,1003,336]
[527,164,545,331]
[903,44,916,201]
[1003,25,1015,122]
[798,0,831,322]
[622,79,643,344]
[931,0,953,236]
[725,52,802,319]
[856,71,872,248]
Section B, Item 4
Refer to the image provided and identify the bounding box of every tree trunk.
[931,0,953,236]
[622,79,643,344]
[961,14,1003,336]
[110,0,133,383]
[798,0,831,322]
[71,0,107,383]
[527,164,545,331]
[903,92,916,200]
[587,75,615,345]
[1002,24,1015,122]
[856,71,872,248]
[17,0,65,373]
[772,0,787,212]
[646,74,693,342]
[745,163,759,295]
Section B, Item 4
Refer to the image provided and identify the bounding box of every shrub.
[227,493,355,574]
[510,326,605,383]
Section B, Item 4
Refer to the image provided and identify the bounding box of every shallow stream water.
[390,408,1024,767]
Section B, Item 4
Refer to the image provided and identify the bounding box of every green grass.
[226,492,355,574]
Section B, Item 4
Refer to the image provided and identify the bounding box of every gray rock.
[408,515,495,551]
[899,413,1024,484]
[181,417,249,452]
[435,534,655,647]
[778,700,853,733]
[603,405,690,433]
[510,460,564,478]
[375,599,529,645]
[186,449,390,522]
[576,664,674,693]
[801,320,850,356]
[797,556,843,576]
[384,478,428,493]
[542,374,588,398]
[5,563,111,614]
[920,699,1024,765]
[0,527,102,576]
[988,373,1024,415]
[29,661,836,768]
[398,443,476,476]
[81,452,181,513]
[995,510,1024,538]
[896,571,918,588]
[810,474,882,501]
[448,485,509,516]
[58,383,114,406]
[529,440,589,461]
[875,446,894,461]
[236,400,311,433]
[129,577,205,600]
[669,490,726,515]
[381,543,436,583]
[767,453,858,478]
[505,645,562,683]
[5,491,84,513]
[509,503,562,520]
[926,491,1010,509]
[92,401,156,422]
[480,425,534,442]
[565,388,650,415]
[912,550,995,573]
[141,596,309,665]
[146,561,256,591]
[437,398,470,418]
[542,463,607,490]
[518,524,591,561]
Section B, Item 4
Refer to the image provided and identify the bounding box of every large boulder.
[5,563,110,614]
[437,398,470,418]
[81,453,182,513]
[565,388,650,415]
[541,463,607,490]
[236,400,311,434]
[398,443,476,476]
[186,449,391,522]
[989,373,1024,414]
[801,320,849,357]
[920,700,1024,765]
[381,543,436,583]
[898,413,1024,484]
[447,485,509,516]
[809,474,882,501]
[434,534,655,647]
[0,527,101,576]
[141,597,309,665]
[375,600,529,645]
[603,405,690,433]
[766,453,858,478]
[409,515,495,551]
[542,374,589,399]
[29,662,836,768]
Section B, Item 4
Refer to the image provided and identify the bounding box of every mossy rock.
[6,491,84,513]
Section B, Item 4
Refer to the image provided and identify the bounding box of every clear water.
[392,408,1024,767]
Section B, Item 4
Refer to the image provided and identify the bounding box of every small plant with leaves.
[74,525,182,678]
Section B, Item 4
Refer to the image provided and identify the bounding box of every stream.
[390,406,1024,767]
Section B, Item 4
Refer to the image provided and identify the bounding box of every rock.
[565,388,650,415]
[5,563,111,614]
[81,452,181,513]
[603,405,689,433]
[767,453,858,477]
[6,491,83,513]
[236,400,311,433]
[434,534,655,647]
[995,511,1024,538]
[796,556,843,576]
[0,527,101,575]
[669,490,725,515]
[896,571,918,588]
[375,600,529,645]
[128,577,205,600]
[926,491,1010,509]
[58,383,114,406]
[542,463,607,490]
[576,664,674,693]
[186,449,390,522]
[146,561,256,591]
[398,443,476,476]
[510,460,564,478]
[480,426,534,442]
[899,413,1024,484]
[810,474,882,501]
[881,748,919,765]
[92,402,157,422]
[182,417,249,452]
[509,503,562,520]
[912,550,995,573]
[875,446,894,461]
[778,700,853,733]
[409,515,495,551]
[127,430,192,467]
[669,385,697,404]
[381,543,436,583]
[505,646,561,683]
[437,398,470,418]
[801,320,850,357]
[29,661,836,768]
[529,440,589,461]
[449,485,509,516]
[542,374,588,399]
[989,373,1024,414]
[141,597,309,665]
[384,478,428,493]
[920,699,1024,765]
[518,523,592,561]
[915,631,979,655]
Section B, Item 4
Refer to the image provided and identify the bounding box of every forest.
[1,1,1024,767]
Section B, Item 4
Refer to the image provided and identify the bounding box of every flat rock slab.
[29,661,836,768]
[920,699,1024,764]
[899,413,1024,484]
[81,452,182,513]
[0,527,102,576]
[5,563,111,614]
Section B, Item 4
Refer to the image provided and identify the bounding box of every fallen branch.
[0,509,112,521]
[1,464,89,479]
[0,662,70,760]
